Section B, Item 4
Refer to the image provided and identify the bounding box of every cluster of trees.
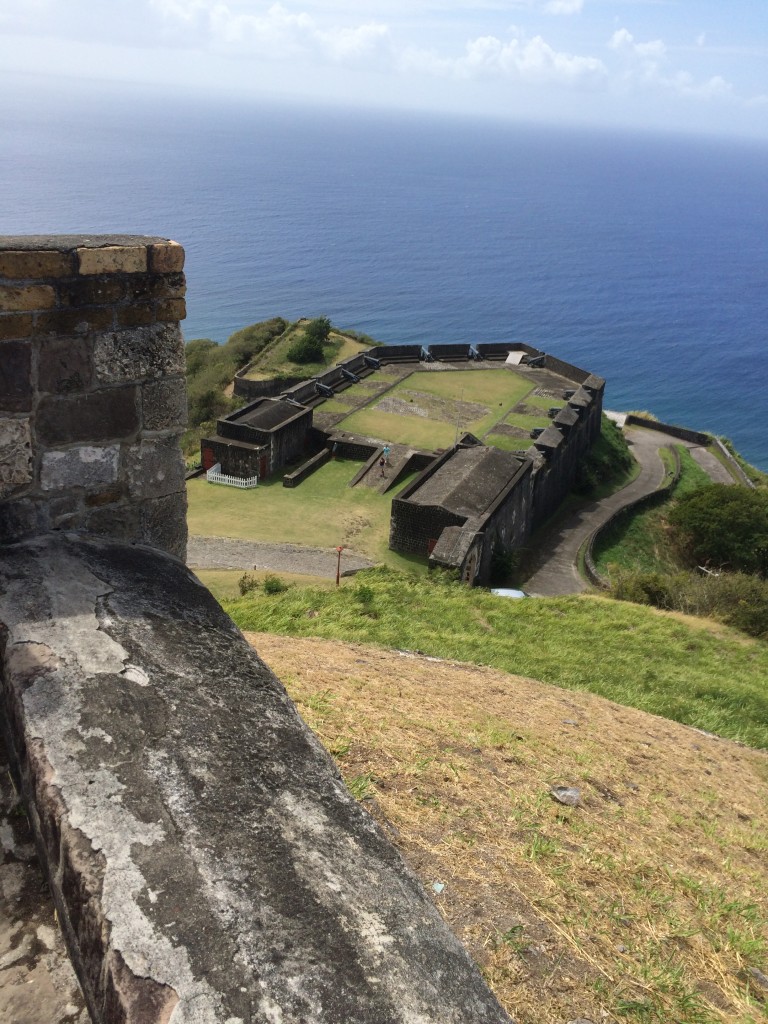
[669,483,768,577]
[286,317,332,365]
[611,482,768,638]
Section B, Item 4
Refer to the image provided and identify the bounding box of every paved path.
[522,428,667,597]
[187,536,374,577]
[522,429,743,597]
[687,444,737,484]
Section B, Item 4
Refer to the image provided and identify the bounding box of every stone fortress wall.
[221,336,605,584]
[0,236,188,559]
[0,235,513,1024]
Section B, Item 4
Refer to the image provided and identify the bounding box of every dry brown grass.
[247,632,768,1024]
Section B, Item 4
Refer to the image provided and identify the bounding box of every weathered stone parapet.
[0,534,513,1024]
[0,235,187,559]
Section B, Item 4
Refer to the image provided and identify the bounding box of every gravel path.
[187,536,374,578]
[522,428,667,597]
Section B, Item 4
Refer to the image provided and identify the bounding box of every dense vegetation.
[594,444,768,637]
[223,567,768,749]
[669,483,768,577]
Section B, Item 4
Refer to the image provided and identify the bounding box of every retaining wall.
[624,414,710,446]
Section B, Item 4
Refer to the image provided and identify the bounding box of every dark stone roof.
[236,399,308,431]
[409,447,524,517]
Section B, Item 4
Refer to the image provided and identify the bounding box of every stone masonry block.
[0,418,33,499]
[123,438,186,501]
[93,323,184,385]
[34,307,114,337]
[117,303,155,328]
[126,273,185,302]
[40,446,120,492]
[148,242,184,274]
[36,388,139,446]
[142,377,187,431]
[0,250,74,279]
[58,277,125,307]
[38,337,92,394]
[0,341,32,411]
[141,492,188,560]
[156,298,186,322]
[0,497,49,544]
[77,246,147,276]
[0,313,33,340]
[0,284,56,312]
[85,502,141,543]
[47,492,83,530]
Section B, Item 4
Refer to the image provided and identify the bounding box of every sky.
[1,0,767,138]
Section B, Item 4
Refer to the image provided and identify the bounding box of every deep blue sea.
[3,78,767,468]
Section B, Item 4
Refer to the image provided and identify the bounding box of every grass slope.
[224,568,768,750]
[252,632,768,1024]
[594,446,712,575]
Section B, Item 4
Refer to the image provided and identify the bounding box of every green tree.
[669,483,768,576]
[286,317,332,364]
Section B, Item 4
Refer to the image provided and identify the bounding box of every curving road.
[522,428,668,597]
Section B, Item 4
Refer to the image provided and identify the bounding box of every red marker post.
[336,545,344,587]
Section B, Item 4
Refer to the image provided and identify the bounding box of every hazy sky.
[2,0,766,137]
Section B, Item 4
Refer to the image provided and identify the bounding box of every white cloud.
[608,26,737,103]
[401,29,606,87]
[150,0,390,63]
[544,0,584,15]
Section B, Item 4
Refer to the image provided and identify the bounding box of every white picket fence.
[206,463,259,489]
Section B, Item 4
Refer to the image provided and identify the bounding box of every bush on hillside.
[609,567,768,639]
[669,483,768,576]
[286,317,332,365]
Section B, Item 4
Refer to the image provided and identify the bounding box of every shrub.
[669,484,768,576]
[609,567,768,639]
[287,334,325,365]
[263,574,289,595]
[238,572,261,596]
[286,317,332,365]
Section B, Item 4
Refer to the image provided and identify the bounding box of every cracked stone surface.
[0,732,89,1024]
[0,533,511,1024]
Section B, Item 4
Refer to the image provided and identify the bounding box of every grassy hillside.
[220,567,768,750]
[251,631,768,1024]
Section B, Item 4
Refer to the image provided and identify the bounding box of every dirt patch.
[377,390,488,425]
[246,632,768,1024]
[187,536,374,576]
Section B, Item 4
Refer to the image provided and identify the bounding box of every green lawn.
[334,408,459,448]
[335,368,544,448]
[187,460,426,571]
[225,568,768,749]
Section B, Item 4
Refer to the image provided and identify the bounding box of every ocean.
[3,78,767,468]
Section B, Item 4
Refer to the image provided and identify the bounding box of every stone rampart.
[0,235,188,559]
[624,413,710,446]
